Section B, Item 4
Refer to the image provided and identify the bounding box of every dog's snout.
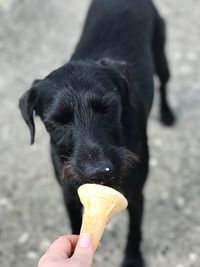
[85,160,114,178]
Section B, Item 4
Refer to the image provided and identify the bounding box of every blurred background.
[0,0,199,267]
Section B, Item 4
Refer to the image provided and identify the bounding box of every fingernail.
[79,234,92,248]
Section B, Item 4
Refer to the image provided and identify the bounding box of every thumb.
[71,234,94,267]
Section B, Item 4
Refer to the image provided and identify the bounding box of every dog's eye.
[91,100,108,114]
[53,111,74,126]
[45,109,73,127]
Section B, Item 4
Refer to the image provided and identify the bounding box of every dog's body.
[19,0,175,266]
[73,0,156,114]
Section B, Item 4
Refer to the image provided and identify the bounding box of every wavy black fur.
[19,1,175,266]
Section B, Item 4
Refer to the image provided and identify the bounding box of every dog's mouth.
[62,147,138,189]
[61,148,138,189]
[62,164,116,187]
[84,176,116,187]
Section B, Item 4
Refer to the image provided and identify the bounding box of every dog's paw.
[121,258,146,267]
[160,106,176,127]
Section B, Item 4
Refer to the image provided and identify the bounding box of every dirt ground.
[0,0,199,267]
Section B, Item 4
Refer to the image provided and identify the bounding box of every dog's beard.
[61,148,138,189]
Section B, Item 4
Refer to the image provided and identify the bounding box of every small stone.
[26,251,38,260]
[18,232,29,244]
[40,239,51,251]
[176,196,185,209]
[0,198,9,206]
[154,138,162,147]
[189,252,198,263]
[0,197,12,209]
[186,52,196,61]
[161,191,169,201]
[150,158,158,168]
[179,65,192,75]
[0,0,15,11]
[157,253,165,263]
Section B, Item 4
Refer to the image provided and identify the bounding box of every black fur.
[19,0,175,266]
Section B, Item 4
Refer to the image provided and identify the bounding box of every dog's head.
[19,59,137,188]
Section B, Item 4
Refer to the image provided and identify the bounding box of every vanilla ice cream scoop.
[77,183,128,251]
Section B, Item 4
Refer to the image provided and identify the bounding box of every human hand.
[38,234,94,267]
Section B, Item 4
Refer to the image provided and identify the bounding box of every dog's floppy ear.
[19,79,42,145]
[98,58,134,106]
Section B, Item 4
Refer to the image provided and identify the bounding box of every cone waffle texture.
[78,184,128,251]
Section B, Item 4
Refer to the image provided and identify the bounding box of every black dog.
[19,0,175,266]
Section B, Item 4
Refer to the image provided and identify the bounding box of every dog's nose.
[85,160,114,178]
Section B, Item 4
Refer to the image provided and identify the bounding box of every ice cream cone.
[78,183,128,251]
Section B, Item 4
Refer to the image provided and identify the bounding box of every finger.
[71,234,94,267]
[45,235,79,258]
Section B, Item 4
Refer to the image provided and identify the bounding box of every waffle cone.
[78,184,128,251]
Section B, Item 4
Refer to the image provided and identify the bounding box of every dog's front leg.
[122,194,145,267]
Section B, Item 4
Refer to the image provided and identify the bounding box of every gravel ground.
[0,0,199,267]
